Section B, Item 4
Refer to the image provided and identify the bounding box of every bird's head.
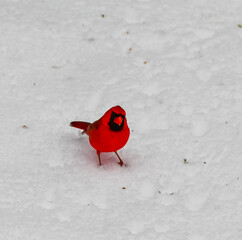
[102,106,127,132]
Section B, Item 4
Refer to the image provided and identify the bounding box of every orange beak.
[113,116,123,126]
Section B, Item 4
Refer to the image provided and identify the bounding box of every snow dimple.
[126,220,145,234]
[182,185,210,211]
[188,234,206,240]
[123,6,139,24]
[37,190,56,210]
[180,105,193,116]
[153,223,170,233]
[191,118,209,137]
[138,178,156,200]
[135,109,169,133]
[196,68,212,82]
[137,32,165,52]
[141,80,163,96]
[91,194,108,209]
[194,29,214,39]
[158,118,170,130]
[56,211,72,222]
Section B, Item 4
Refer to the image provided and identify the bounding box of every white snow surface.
[1,0,242,239]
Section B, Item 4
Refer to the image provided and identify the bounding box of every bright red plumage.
[70,106,130,166]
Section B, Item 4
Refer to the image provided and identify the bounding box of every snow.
[1,0,242,239]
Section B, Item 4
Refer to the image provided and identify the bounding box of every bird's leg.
[97,151,102,166]
[114,151,124,166]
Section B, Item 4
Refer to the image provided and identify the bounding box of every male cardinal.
[70,106,130,166]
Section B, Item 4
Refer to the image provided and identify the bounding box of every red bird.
[70,106,130,166]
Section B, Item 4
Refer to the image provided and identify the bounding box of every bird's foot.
[118,160,127,167]
[118,160,123,166]
[114,151,126,167]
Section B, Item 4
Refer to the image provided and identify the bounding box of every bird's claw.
[118,161,127,167]
[118,161,123,166]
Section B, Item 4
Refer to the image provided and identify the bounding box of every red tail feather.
[70,121,90,131]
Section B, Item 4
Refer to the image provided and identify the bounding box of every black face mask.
[108,111,125,132]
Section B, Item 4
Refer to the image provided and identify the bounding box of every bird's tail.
[70,121,90,133]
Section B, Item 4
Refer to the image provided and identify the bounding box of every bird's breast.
[88,125,130,152]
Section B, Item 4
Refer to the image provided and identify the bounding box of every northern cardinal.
[70,106,130,166]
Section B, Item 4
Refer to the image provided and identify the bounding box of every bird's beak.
[113,116,123,126]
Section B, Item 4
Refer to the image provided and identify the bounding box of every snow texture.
[1,0,242,239]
